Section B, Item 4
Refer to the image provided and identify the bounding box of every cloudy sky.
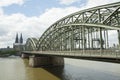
[0,0,120,48]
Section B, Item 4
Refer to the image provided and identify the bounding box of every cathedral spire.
[15,33,19,43]
[20,33,23,43]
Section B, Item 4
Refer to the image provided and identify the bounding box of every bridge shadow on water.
[22,59,63,80]
[43,66,65,79]
[22,58,74,80]
[22,58,120,80]
[32,64,82,80]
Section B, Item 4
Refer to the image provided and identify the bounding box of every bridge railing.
[30,49,120,59]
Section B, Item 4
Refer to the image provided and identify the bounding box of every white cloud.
[39,7,80,26]
[84,0,120,9]
[0,0,25,7]
[0,7,80,48]
[0,0,119,48]
[58,0,79,5]
[0,8,3,15]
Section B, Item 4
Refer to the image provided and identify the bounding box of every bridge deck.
[23,50,120,60]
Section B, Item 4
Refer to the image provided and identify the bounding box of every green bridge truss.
[25,38,38,51]
[25,2,120,51]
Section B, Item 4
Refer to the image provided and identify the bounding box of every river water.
[0,56,120,80]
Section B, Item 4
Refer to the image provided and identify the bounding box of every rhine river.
[0,56,120,80]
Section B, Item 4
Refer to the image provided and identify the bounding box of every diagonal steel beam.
[102,7,120,24]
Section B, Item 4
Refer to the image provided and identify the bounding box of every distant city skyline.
[0,0,119,48]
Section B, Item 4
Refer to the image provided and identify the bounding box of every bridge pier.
[21,53,29,59]
[29,56,51,67]
[29,55,64,67]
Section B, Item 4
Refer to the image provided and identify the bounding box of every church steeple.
[20,33,23,43]
[15,33,19,43]
[14,33,24,51]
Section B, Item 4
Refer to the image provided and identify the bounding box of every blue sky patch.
[3,0,87,17]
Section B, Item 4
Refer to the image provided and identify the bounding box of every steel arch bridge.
[25,2,120,52]
[25,38,38,51]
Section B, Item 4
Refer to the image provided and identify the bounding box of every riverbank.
[0,50,18,57]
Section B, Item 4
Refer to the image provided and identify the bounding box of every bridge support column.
[21,53,29,58]
[100,28,103,49]
[29,56,64,67]
[29,56,51,67]
[117,30,120,46]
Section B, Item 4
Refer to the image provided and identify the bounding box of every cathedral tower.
[20,33,23,43]
[15,33,19,43]
[13,33,24,51]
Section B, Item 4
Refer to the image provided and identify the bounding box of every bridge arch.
[25,38,38,51]
[37,2,120,51]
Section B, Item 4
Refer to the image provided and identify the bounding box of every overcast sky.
[0,0,119,48]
